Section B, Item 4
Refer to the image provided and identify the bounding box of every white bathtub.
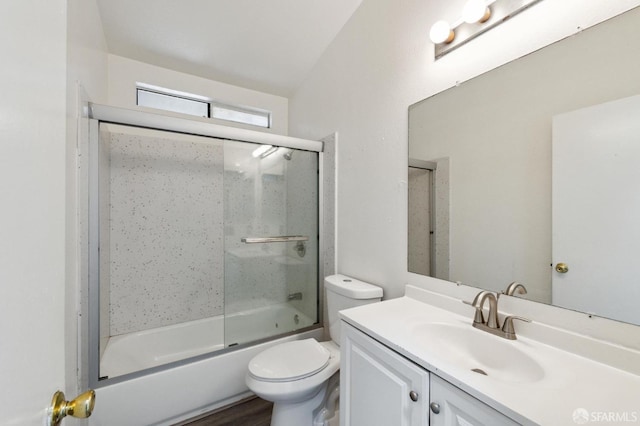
[101,316,225,378]
[91,304,321,426]
[102,303,314,378]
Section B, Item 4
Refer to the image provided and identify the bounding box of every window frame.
[135,85,272,129]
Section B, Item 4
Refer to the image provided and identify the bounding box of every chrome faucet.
[287,292,303,301]
[504,281,527,297]
[467,291,499,328]
[464,290,531,340]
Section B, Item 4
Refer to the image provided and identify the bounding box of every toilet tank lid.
[324,274,383,299]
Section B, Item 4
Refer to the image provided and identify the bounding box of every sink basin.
[410,322,545,384]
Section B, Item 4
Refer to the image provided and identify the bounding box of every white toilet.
[245,274,383,426]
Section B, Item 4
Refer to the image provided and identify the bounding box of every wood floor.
[177,396,273,426]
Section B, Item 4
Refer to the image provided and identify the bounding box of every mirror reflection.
[408,7,640,325]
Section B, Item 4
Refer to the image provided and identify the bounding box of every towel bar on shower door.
[241,235,309,257]
[241,236,309,243]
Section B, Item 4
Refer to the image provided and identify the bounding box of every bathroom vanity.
[341,322,518,425]
[339,281,640,425]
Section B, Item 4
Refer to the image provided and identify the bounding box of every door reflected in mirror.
[551,95,640,325]
[408,165,433,276]
[408,158,450,281]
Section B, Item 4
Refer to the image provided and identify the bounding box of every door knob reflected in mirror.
[47,390,95,426]
[555,263,569,273]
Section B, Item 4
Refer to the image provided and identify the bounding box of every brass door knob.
[555,263,569,273]
[48,390,95,426]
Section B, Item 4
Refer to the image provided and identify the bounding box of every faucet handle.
[501,315,531,339]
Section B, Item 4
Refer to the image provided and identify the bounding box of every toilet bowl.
[246,340,340,425]
[245,274,383,426]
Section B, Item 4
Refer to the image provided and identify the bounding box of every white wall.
[0,0,106,423]
[107,55,290,135]
[0,2,66,422]
[289,0,640,299]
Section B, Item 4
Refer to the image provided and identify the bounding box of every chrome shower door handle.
[241,235,309,243]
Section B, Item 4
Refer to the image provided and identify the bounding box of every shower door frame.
[86,104,326,388]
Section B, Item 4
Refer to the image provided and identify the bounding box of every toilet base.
[312,372,340,426]
[270,382,328,426]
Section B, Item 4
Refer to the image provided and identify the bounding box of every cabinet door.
[341,322,429,426]
[430,375,520,426]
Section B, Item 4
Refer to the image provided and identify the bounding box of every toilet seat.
[248,339,330,382]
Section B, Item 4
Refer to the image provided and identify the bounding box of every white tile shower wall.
[223,247,287,315]
[107,128,225,335]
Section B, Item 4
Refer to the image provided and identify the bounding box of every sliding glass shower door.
[223,141,319,347]
[90,118,320,383]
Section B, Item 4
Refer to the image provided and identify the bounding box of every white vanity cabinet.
[341,322,520,426]
[429,375,519,426]
[341,322,430,425]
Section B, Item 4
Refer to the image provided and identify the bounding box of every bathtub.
[91,304,321,426]
[101,303,315,379]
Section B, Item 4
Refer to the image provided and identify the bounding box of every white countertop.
[339,288,640,425]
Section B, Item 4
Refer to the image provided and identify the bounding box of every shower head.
[283,149,294,161]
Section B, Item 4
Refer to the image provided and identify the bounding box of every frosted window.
[136,87,271,128]
[211,104,270,128]
[137,89,208,118]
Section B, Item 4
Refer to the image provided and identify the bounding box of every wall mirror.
[408,6,640,326]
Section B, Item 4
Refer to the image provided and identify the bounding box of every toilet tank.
[325,274,383,345]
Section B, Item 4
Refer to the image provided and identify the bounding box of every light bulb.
[429,20,454,44]
[462,0,491,24]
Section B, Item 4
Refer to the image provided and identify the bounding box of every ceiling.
[96,0,363,96]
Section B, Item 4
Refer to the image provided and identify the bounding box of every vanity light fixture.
[462,0,492,24]
[430,0,543,59]
[429,20,455,44]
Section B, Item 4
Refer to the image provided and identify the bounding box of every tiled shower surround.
[100,125,319,338]
[105,127,225,335]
